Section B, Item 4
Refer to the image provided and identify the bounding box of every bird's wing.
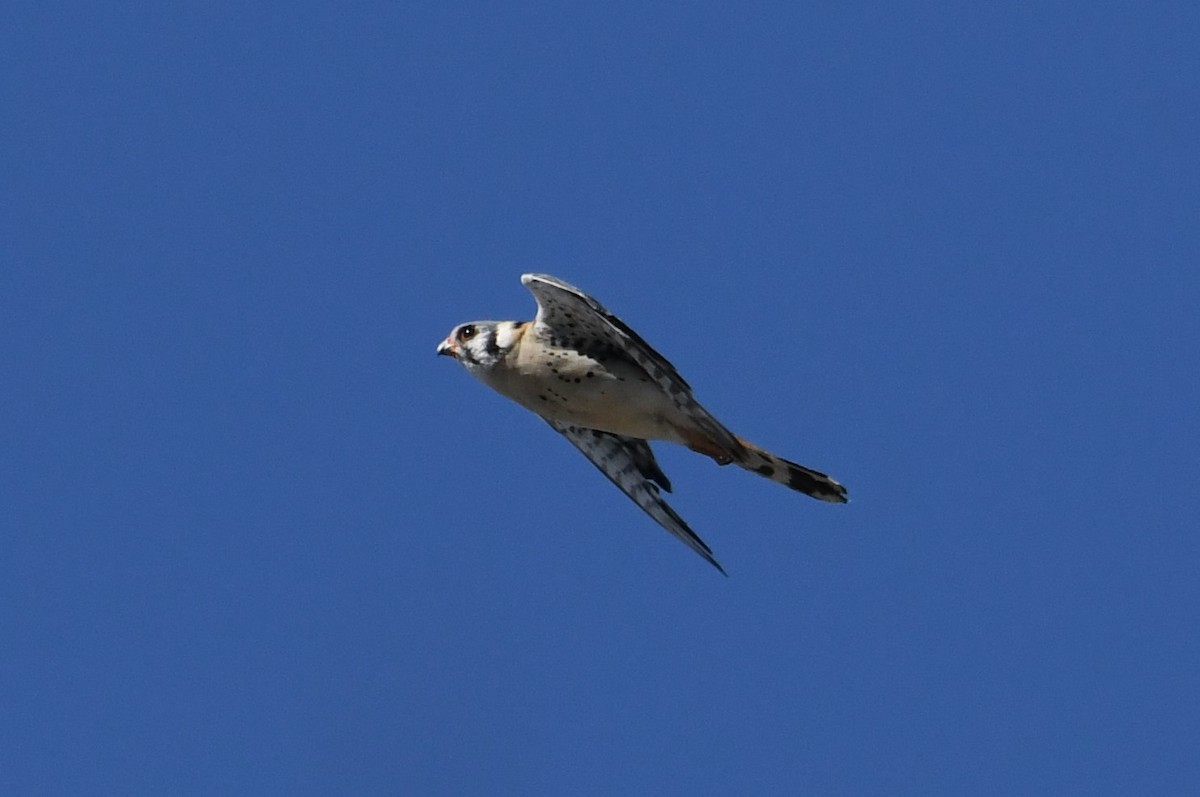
[523,272,693,393]
[522,273,742,457]
[546,420,726,575]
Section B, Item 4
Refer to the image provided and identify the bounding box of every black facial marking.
[484,330,500,357]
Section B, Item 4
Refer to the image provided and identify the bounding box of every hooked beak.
[436,339,457,358]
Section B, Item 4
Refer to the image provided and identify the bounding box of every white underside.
[471,349,686,444]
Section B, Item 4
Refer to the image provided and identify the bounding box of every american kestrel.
[437,273,848,574]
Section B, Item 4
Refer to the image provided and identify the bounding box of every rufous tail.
[734,437,848,503]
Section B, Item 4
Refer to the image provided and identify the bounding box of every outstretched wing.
[523,273,743,458]
[546,420,726,575]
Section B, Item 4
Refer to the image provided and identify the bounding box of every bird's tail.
[733,437,848,503]
[671,417,848,503]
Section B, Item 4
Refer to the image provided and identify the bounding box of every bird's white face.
[437,321,522,377]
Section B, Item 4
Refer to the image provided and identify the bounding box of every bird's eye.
[458,325,476,342]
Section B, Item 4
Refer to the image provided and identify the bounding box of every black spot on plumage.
[787,468,822,493]
[755,464,775,478]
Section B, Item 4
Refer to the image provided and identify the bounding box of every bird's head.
[437,321,523,375]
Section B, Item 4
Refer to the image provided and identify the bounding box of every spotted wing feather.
[523,273,743,458]
[546,420,726,575]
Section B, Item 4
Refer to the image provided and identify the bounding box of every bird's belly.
[539,392,671,439]
[494,363,680,442]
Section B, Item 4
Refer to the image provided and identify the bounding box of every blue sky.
[4,2,1198,794]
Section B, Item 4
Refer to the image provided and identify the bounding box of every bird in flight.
[437,273,847,574]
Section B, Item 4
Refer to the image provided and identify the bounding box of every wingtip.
[698,548,728,576]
